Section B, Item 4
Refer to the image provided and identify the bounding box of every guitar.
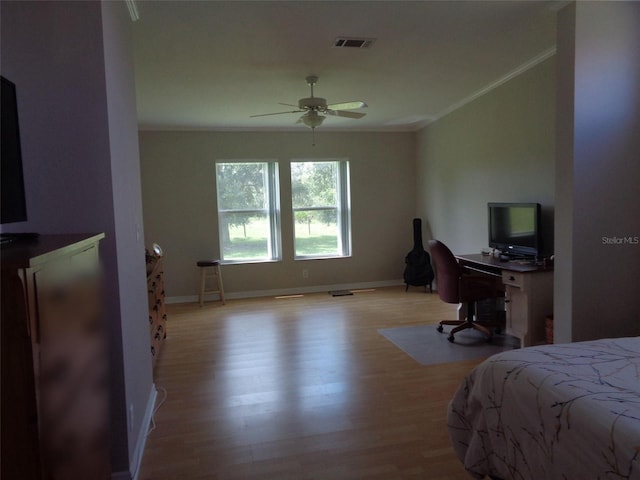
[403,218,434,292]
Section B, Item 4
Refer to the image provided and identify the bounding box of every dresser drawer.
[502,271,524,288]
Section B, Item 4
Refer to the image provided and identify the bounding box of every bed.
[448,336,640,479]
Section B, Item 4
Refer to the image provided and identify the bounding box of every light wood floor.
[138,286,479,480]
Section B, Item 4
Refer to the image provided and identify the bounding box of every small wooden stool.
[197,260,225,306]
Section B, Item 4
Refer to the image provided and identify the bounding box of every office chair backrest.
[428,239,461,304]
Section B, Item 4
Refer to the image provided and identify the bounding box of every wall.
[101,1,156,477]
[555,2,640,342]
[553,4,576,345]
[1,1,153,477]
[139,130,416,300]
[415,57,556,256]
[0,1,115,236]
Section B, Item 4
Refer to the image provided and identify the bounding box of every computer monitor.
[488,202,541,257]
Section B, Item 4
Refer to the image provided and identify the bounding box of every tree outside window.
[291,160,351,259]
[215,162,280,262]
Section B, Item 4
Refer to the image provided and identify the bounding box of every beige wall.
[415,57,556,256]
[555,2,640,342]
[140,130,416,300]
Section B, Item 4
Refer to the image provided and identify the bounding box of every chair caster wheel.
[448,335,455,343]
[437,325,444,333]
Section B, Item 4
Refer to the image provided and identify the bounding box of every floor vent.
[333,37,376,49]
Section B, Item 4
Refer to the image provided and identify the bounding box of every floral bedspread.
[448,337,640,479]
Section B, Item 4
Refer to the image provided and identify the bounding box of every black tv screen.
[488,202,541,257]
[1,76,28,224]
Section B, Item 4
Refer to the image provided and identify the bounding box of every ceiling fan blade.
[326,110,366,119]
[253,78,368,128]
[250,109,303,118]
[326,101,367,111]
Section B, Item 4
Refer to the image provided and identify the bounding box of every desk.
[456,254,554,347]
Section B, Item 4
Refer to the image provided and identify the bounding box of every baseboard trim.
[111,384,158,480]
[166,279,404,304]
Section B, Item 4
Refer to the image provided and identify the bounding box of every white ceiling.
[132,1,561,132]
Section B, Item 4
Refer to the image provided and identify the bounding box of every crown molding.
[432,46,557,123]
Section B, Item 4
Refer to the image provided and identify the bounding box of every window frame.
[290,159,352,260]
[215,160,281,264]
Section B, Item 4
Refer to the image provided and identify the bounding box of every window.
[291,160,351,259]
[215,162,280,262]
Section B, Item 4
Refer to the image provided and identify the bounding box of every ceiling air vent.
[333,37,376,49]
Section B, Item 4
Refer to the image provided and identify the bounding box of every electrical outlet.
[302,269,309,279]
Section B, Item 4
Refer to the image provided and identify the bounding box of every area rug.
[378,324,520,366]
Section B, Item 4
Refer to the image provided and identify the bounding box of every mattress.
[448,337,640,479]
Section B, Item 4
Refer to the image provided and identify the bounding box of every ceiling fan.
[250,75,367,131]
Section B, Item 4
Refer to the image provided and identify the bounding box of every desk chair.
[428,240,503,343]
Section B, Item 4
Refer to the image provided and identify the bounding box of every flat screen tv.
[1,76,28,225]
[488,202,541,257]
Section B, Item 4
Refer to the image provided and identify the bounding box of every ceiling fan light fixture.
[302,111,325,129]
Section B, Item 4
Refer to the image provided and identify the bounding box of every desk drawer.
[502,271,524,288]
